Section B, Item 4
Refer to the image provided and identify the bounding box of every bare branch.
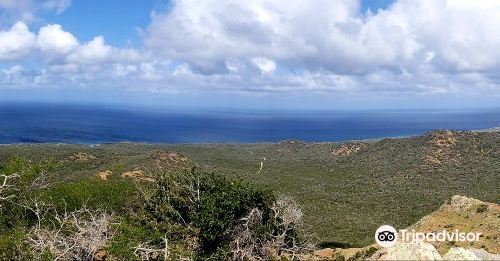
[230,196,314,260]
[0,173,20,203]
[133,235,170,261]
[26,200,114,261]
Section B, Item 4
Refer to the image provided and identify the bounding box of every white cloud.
[0,64,49,88]
[387,0,500,72]
[67,36,142,65]
[66,36,112,64]
[0,22,36,60]
[144,0,405,74]
[0,22,141,66]
[251,57,276,74]
[142,0,500,88]
[37,24,78,55]
[140,62,163,80]
[111,0,500,96]
[113,64,137,78]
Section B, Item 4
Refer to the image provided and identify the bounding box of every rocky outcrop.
[331,142,367,156]
[422,130,491,167]
[148,150,192,171]
[121,169,154,182]
[368,241,442,260]
[423,130,460,165]
[97,170,113,181]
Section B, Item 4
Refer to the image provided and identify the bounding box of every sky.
[1,0,500,111]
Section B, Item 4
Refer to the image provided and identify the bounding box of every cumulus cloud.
[139,0,500,93]
[0,22,36,60]
[0,22,142,65]
[66,36,113,64]
[167,0,499,72]
[0,21,146,89]
[37,24,79,55]
[145,0,409,74]
[67,36,142,65]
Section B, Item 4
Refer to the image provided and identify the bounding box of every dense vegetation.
[0,129,499,258]
[0,158,308,260]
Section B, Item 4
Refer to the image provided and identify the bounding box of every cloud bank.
[1,0,500,98]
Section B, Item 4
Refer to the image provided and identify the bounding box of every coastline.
[0,126,498,146]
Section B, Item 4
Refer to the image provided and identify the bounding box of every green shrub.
[142,170,304,259]
[0,158,57,230]
[1,157,307,260]
[192,173,275,254]
[0,230,34,260]
[0,156,56,186]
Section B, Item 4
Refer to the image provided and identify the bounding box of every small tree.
[142,170,310,259]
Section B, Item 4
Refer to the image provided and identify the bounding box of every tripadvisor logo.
[375,225,481,248]
[375,225,398,248]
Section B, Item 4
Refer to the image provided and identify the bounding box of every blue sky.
[360,0,394,13]
[40,0,162,47]
[1,0,500,110]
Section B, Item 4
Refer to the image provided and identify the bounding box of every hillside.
[0,129,499,249]
[304,195,499,260]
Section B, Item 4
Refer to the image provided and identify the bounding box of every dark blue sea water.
[0,103,499,144]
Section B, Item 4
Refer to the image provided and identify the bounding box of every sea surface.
[0,103,499,144]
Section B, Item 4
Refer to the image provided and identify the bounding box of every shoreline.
[0,127,498,147]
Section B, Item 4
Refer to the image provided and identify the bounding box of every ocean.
[0,103,499,144]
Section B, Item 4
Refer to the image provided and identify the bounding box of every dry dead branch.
[26,201,114,261]
[0,173,19,204]
[230,196,314,260]
[133,235,168,261]
[28,170,52,190]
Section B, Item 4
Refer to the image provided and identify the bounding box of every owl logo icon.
[375,225,398,247]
